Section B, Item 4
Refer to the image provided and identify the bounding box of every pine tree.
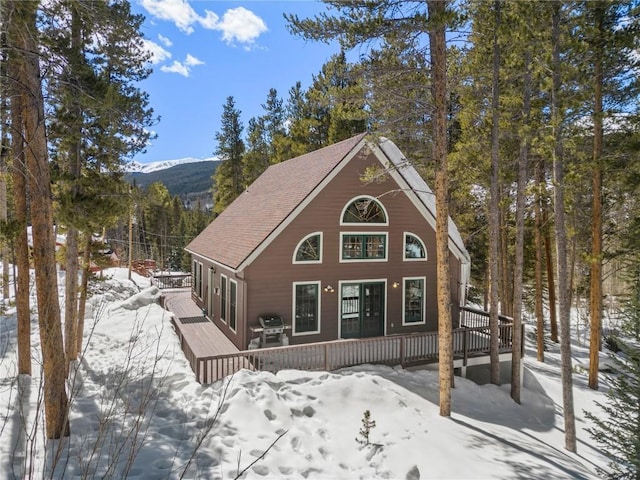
[586,281,640,479]
[213,96,245,214]
[44,0,154,362]
[6,0,70,439]
[280,81,317,158]
[577,0,639,392]
[551,1,577,453]
[355,410,377,446]
[261,88,288,163]
[242,116,269,186]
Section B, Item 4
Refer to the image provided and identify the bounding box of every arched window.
[341,196,388,225]
[404,233,427,260]
[294,232,322,263]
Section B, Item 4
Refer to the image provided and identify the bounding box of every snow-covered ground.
[0,267,613,479]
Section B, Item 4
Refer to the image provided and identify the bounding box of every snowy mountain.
[125,158,221,198]
[126,156,218,174]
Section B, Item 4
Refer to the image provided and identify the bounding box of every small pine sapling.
[356,409,376,446]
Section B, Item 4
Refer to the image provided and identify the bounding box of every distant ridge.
[126,159,221,198]
[127,156,217,174]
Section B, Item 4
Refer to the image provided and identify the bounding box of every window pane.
[365,235,385,258]
[405,278,424,323]
[220,276,227,322]
[405,234,426,259]
[342,235,362,259]
[230,281,237,330]
[295,284,318,333]
[343,197,386,223]
[296,234,321,262]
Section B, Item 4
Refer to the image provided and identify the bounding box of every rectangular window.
[192,261,203,299]
[293,282,320,335]
[220,274,227,323]
[230,279,237,331]
[403,277,425,325]
[341,234,387,260]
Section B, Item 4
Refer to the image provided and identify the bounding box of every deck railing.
[153,274,192,289]
[460,306,513,329]
[192,318,515,384]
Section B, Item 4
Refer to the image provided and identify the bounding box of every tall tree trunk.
[544,205,559,343]
[10,0,70,439]
[588,0,605,391]
[511,50,531,404]
[9,59,31,376]
[428,0,452,417]
[64,3,83,373]
[500,196,513,317]
[76,234,92,357]
[551,1,576,452]
[534,159,545,362]
[0,147,8,302]
[488,0,501,386]
[65,225,79,370]
[0,25,9,301]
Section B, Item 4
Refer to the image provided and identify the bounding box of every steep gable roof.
[186,133,368,269]
[375,137,470,264]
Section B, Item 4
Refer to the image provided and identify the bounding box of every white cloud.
[142,39,172,65]
[140,1,267,47]
[140,0,200,34]
[184,54,204,66]
[217,7,267,46]
[158,34,173,47]
[161,61,189,77]
[198,10,220,30]
[160,54,204,77]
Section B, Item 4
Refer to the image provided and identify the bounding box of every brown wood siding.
[191,257,247,350]
[244,150,462,345]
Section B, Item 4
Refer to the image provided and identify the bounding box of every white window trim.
[292,281,321,336]
[292,231,323,264]
[403,231,428,262]
[339,232,388,263]
[402,276,426,326]
[194,261,203,299]
[207,267,215,317]
[339,195,389,226]
[220,273,227,324]
[229,278,237,333]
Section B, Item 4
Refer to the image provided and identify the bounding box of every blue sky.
[131,0,339,164]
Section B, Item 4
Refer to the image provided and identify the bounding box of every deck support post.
[462,327,469,368]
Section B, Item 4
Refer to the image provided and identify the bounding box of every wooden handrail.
[192,322,516,384]
[460,306,513,328]
[153,274,192,289]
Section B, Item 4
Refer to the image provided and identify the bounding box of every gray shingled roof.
[186,133,367,269]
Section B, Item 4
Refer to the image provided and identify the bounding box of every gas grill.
[258,314,285,347]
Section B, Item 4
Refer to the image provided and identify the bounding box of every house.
[185,133,471,351]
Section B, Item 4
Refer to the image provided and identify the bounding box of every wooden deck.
[161,289,241,379]
[160,288,519,385]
